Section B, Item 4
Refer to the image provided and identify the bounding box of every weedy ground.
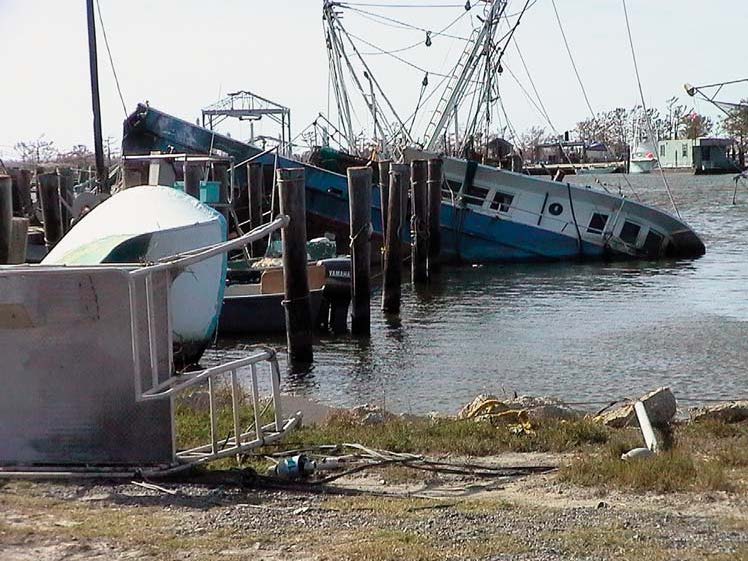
[1,393,746,560]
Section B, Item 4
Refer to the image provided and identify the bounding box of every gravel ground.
[1,458,746,561]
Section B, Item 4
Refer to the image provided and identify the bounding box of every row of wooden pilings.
[275,158,443,366]
[0,168,85,264]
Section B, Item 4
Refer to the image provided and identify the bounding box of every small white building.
[657,138,738,174]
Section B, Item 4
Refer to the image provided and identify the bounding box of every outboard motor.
[317,257,351,334]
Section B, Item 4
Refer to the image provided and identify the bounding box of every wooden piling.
[0,175,12,263]
[410,160,428,284]
[38,173,64,249]
[8,218,29,264]
[59,168,75,233]
[378,160,391,238]
[277,168,313,364]
[10,169,32,217]
[347,166,372,335]
[427,158,443,275]
[247,162,265,256]
[382,163,407,314]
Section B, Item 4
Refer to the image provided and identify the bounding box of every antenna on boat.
[85,0,108,193]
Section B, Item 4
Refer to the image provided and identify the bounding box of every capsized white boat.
[42,185,227,366]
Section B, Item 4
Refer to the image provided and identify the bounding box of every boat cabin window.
[620,220,641,245]
[642,229,664,255]
[464,184,490,206]
[490,191,514,213]
[587,213,609,234]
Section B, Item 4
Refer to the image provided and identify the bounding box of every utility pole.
[86,0,108,193]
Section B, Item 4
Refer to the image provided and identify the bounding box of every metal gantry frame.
[685,78,748,115]
[202,91,293,157]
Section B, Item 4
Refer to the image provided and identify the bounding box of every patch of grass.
[321,529,445,561]
[455,497,516,514]
[174,385,275,451]
[715,439,748,467]
[321,528,528,561]
[282,414,611,456]
[322,496,447,517]
[545,525,636,557]
[559,447,732,493]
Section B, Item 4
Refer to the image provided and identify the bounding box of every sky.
[1,0,747,160]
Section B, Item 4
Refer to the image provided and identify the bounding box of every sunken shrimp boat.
[42,185,227,366]
[404,148,705,261]
[123,104,704,263]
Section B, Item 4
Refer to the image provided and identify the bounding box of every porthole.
[548,202,563,216]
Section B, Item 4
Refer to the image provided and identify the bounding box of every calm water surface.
[205,173,748,414]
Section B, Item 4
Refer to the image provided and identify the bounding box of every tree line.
[515,97,748,164]
[8,136,119,169]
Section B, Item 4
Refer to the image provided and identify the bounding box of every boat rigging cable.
[621,0,680,218]
[356,6,472,56]
[503,7,634,198]
[94,0,127,116]
[340,4,473,41]
[550,0,594,119]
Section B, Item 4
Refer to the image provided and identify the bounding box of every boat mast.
[424,0,506,152]
[323,1,411,154]
[85,0,107,192]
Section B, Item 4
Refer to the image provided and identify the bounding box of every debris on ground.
[690,400,748,424]
[457,394,582,424]
[594,387,676,428]
[349,404,397,426]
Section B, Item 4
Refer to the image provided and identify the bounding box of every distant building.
[657,138,739,174]
[485,137,514,161]
[584,142,612,163]
[534,141,612,164]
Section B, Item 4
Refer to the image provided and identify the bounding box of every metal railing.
[125,214,301,473]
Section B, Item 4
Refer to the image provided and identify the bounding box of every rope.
[566,183,583,256]
[620,173,642,202]
[621,0,680,218]
[94,0,127,116]
[349,223,370,247]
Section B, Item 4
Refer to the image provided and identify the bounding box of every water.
[205,173,748,415]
